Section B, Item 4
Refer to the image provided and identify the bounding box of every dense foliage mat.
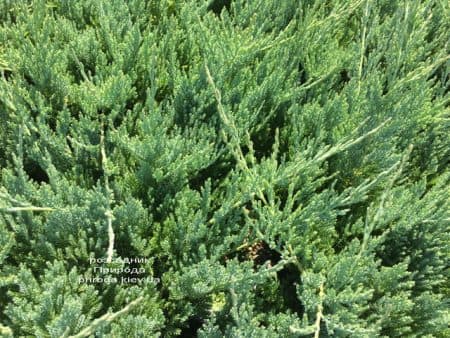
[0,0,449,337]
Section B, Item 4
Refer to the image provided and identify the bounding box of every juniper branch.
[0,189,55,213]
[359,145,413,255]
[313,118,391,164]
[68,296,144,338]
[357,0,371,95]
[205,63,268,206]
[100,123,115,264]
[314,283,325,338]
[1,206,55,212]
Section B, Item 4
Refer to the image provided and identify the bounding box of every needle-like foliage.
[0,0,448,337]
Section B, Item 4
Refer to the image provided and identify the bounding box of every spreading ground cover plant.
[0,0,449,337]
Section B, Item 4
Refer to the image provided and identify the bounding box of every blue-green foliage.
[0,0,449,336]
